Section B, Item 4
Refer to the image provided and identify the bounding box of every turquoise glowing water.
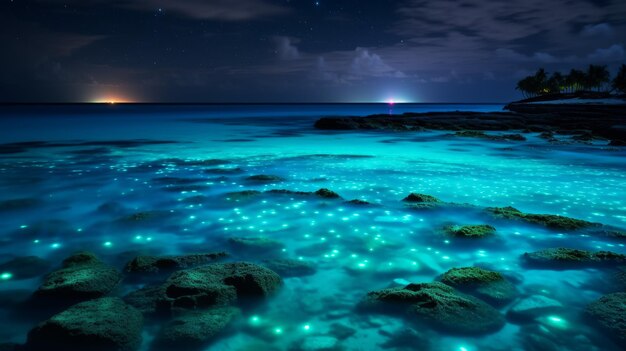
[0,104,625,350]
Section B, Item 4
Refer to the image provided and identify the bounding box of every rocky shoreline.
[314,103,626,145]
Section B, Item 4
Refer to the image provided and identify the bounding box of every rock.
[346,199,370,205]
[124,285,166,315]
[246,175,285,182]
[440,267,516,306]
[455,131,527,141]
[443,225,496,239]
[507,295,563,322]
[26,297,143,351]
[159,262,282,312]
[486,206,596,230]
[314,188,341,199]
[224,190,262,201]
[0,256,51,280]
[266,189,313,196]
[402,193,441,203]
[522,248,626,269]
[297,336,339,351]
[124,252,227,274]
[34,252,122,302]
[261,259,316,277]
[328,323,356,340]
[361,282,504,334]
[585,292,626,344]
[153,307,239,349]
[228,237,285,256]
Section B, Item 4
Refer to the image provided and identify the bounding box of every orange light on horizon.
[90,94,134,104]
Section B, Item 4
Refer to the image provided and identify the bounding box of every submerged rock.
[261,259,316,277]
[124,285,166,316]
[125,252,227,274]
[0,198,41,212]
[224,190,262,201]
[440,267,516,306]
[0,256,51,280]
[443,224,496,239]
[361,282,504,334]
[522,248,626,269]
[402,193,441,203]
[585,292,626,344]
[228,237,285,256]
[487,206,596,230]
[246,175,285,182]
[507,295,563,322]
[153,307,239,350]
[34,252,121,302]
[345,199,371,205]
[314,188,341,199]
[26,297,143,351]
[455,130,527,141]
[159,262,282,312]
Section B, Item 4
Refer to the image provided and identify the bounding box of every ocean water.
[0,104,625,351]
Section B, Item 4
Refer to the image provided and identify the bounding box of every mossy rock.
[443,225,496,239]
[361,282,504,334]
[585,292,626,344]
[0,256,51,280]
[26,297,143,351]
[486,206,596,230]
[402,193,441,203]
[159,262,282,312]
[124,252,227,274]
[124,285,166,316]
[246,175,285,182]
[522,248,626,269]
[440,267,516,306]
[227,237,284,256]
[314,188,341,199]
[153,307,240,350]
[34,252,121,302]
[261,259,316,277]
[346,199,370,205]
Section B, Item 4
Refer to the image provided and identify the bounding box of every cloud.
[581,23,613,37]
[274,37,300,60]
[588,44,624,61]
[350,48,406,78]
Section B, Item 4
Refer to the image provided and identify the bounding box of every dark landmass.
[314,96,626,144]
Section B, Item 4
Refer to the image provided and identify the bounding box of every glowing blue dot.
[0,272,12,280]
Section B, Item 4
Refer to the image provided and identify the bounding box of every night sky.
[2,0,625,103]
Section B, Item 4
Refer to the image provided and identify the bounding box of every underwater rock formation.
[487,206,597,230]
[522,248,626,269]
[124,285,166,316]
[153,307,240,350]
[261,259,317,277]
[314,188,341,199]
[245,175,285,182]
[507,295,563,322]
[402,193,441,203]
[158,262,282,313]
[26,297,143,351]
[585,292,626,344]
[124,252,228,274]
[443,225,496,239]
[455,130,527,141]
[227,237,285,256]
[439,267,516,306]
[34,252,121,302]
[360,282,504,334]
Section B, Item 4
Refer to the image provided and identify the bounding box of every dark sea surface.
[0,104,625,351]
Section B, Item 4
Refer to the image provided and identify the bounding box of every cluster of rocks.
[2,251,284,351]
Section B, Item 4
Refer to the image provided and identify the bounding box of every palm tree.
[586,64,610,91]
[533,68,548,94]
[567,69,586,92]
[547,72,564,94]
[611,64,626,94]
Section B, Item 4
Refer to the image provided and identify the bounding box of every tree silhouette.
[585,65,610,92]
[611,64,626,94]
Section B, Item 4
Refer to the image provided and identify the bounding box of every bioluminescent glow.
[0,272,12,280]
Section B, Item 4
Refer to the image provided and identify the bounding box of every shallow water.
[0,104,625,351]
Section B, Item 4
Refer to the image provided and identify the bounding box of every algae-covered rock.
[440,267,516,306]
[26,297,143,351]
[361,282,504,334]
[402,193,441,203]
[160,262,282,312]
[443,225,496,239]
[34,252,122,301]
[585,292,626,344]
[261,259,316,277]
[346,199,370,205]
[522,248,626,269]
[314,188,341,199]
[487,206,596,230]
[125,252,227,274]
[228,237,284,256]
[507,295,563,322]
[153,307,240,349]
[124,285,166,315]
